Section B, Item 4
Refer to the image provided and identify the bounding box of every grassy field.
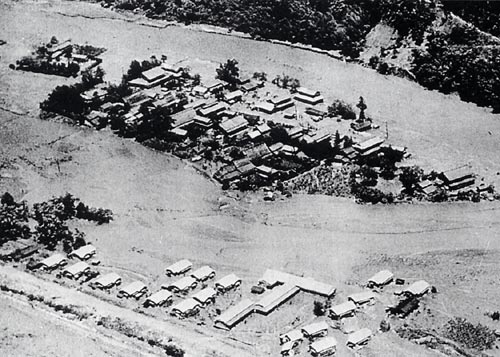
[1,0,500,356]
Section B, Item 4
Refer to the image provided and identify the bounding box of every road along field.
[1,0,500,356]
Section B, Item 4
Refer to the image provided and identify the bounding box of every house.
[294,87,324,105]
[203,79,225,93]
[254,284,300,315]
[214,299,255,330]
[279,329,304,345]
[47,40,72,58]
[118,281,148,299]
[185,98,208,110]
[1,245,38,262]
[86,111,107,127]
[259,269,336,297]
[91,273,122,289]
[329,301,357,319]
[193,115,212,129]
[367,270,394,288]
[219,116,248,137]
[81,85,108,102]
[239,110,260,123]
[144,290,173,307]
[422,184,438,196]
[240,80,262,92]
[286,126,304,140]
[164,276,198,293]
[255,101,275,114]
[305,107,327,117]
[353,137,385,156]
[404,280,431,297]
[161,63,184,75]
[309,337,337,357]
[190,265,216,282]
[301,321,329,339]
[69,244,96,260]
[165,259,193,276]
[348,291,377,306]
[142,66,167,82]
[224,90,243,104]
[171,298,201,318]
[40,253,67,271]
[281,145,299,157]
[256,123,271,135]
[346,328,372,348]
[71,53,88,63]
[270,96,294,111]
[198,102,227,118]
[192,287,217,306]
[62,262,90,279]
[245,144,272,160]
[441,168,474,184]
[341,147,358,161]
[128,67,172,88]
[171,127,188,138]
[192,85,208,96]
[351,121,371,132]
[256,165,278,179]
[215,274,241,293]
[233,158,256,177]
[171,108,197,129]
[247,129,262,141]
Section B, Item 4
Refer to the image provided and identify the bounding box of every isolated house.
[441,168,475,191]
[214,298,255,330]
[348,291,377,306]
[404,280,431,297]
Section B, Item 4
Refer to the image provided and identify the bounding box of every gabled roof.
[270,95,293,105]
[301,321,329,336]
[215,274,240,288]
[310,337,337,353]
[347,328,372,346]
[146,290,173,305]
[404,280,431,296]
[191,266,215,280]
[167,276,197,291]
[353,137,385,152]
[225,90,243,101]
[255,102,275,113]
[166,259,193,274]
[172,298,200,313]
[192,287,217,304]
[215,298,255,329]
[368,270,394,286]
[40,253,66,268]
[254,284,300,314]
[120,281,147,295]
[330,301,356,317]
[280,329,303,343]
[70,244,96,259]
[94,273,121,286]
[348,291,377,304]
[219,116,248,135]
[296,87,320,97]
[63,262,89,276]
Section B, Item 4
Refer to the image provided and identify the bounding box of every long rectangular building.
[214,299,255,330]
[254,284,300,315]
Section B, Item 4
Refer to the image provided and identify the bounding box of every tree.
[125,60,143,81]
[327,100,356,120]
[253,71,267,82]
[216,59,240,89]
[40,85,86,117]
[81,66,105,89]
[399,166,423,195]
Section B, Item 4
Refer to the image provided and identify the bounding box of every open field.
[1,0,500,356]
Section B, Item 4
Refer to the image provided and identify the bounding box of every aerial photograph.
[0,0,499,356]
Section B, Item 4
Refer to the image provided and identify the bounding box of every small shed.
[367,270,394,288]
[404,280,431,297]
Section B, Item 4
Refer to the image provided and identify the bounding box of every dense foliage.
[0,193,30,246]
[444,317,497,351]
[442,1,500,37]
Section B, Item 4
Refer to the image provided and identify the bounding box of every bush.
[444,317,496,351]
[313,301,325,316]
[216,59,240,89]
[327,100,356,120]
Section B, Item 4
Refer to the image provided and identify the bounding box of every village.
[1,238,441,356]
[32,42,497,205]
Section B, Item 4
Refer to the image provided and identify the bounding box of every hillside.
[98,0,500,112]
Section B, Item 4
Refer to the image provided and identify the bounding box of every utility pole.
[385,121,389,139]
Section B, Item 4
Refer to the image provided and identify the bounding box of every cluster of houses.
[416,167,481,198]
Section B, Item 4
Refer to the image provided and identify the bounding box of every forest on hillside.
[101,0,500,112]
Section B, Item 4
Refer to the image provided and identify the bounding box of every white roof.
[192,287,217,303]
[296,87,320,97]
[368,270,394,285]
[146,290,173,304]
[404,280,431,296]
[347,328,372,346]
[171,298,200,314]
[63,262,89,276]
[280,329,303,343]
[192,85,208,94]
[348,291,377,304]
[215,274,240,288]
[95,273,121,286]
[167,276,197,290]
[301,321,329,336]
[215,298,254,326]
[166,259,192,274]
[254,284,300,313]
[330,301,356,316]
[310,337,337,353]
[142,66,166,82]
[41,253,66,268]
[120,281,147,295]
[70,244,96,259]
[191,265,215,280]
[281,340,296,353]
[225,90,243,100]
[259,269,336,297]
